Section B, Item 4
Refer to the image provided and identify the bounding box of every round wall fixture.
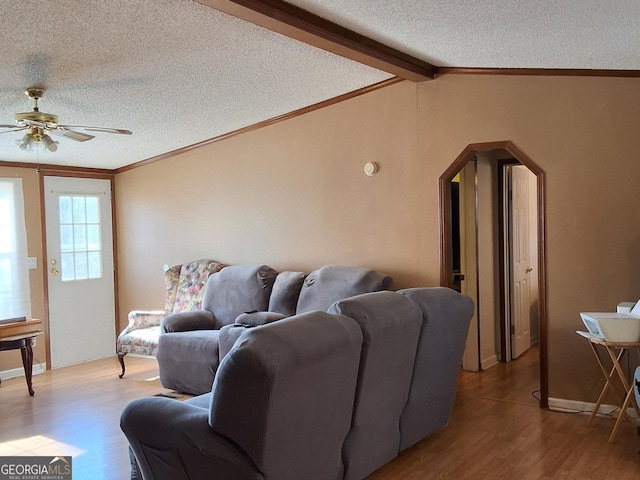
[364,162,378,176]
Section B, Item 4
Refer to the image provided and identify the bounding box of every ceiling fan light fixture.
[19,133,34,151]
[41,134,58,152]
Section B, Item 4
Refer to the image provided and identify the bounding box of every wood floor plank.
[1,347,639,479]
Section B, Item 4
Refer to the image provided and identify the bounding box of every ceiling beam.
[197,0,436,81]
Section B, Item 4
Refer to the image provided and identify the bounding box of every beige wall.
[115,75,640,403]
[419,74,640,402]
[0,166,46,372]
[115,81,424,313]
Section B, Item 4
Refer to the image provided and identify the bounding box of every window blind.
[0,178,31,319]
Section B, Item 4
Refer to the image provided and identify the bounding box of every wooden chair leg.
[118,353,126,378]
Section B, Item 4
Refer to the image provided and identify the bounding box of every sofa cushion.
[202,264,278,328]
[157,330,221,395]
[296,265,394,314]
[268,271,306,316]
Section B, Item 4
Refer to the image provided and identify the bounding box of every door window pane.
[61,252,74,282]
[86,197,100,224]
[74,252,88,280]
[59,196,72,224]
[73,225,87,251]
[60,225,74,252]
[87,225,100,251]
[88,252,102,278]
[59,195,103,282]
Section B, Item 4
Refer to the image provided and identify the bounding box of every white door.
[509,166,532,359]
[44,176,115,368]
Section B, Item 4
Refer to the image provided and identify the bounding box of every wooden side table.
[576,330,640,442]
[0,319,43,396]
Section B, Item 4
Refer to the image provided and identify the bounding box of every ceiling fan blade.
[0,126,27,134]
[52,128,95,142]
[58,125,132,135]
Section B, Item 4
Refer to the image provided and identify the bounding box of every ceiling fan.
[0,87,132,152]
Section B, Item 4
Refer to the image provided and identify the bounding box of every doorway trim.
[439,140,548,408]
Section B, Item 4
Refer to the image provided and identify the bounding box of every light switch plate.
[27,257,37,270]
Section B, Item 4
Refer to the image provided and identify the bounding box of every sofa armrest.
[120,310,165,337]
[121,397,259,480]
[161,310,217,332]
[234,311,287,326]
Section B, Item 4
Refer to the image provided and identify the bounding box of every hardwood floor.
[0,348,639,479]
[369,346,640,479]
[0,356,166,480]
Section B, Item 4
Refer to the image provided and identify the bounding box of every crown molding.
[436,67,640,78]
[116,77,403,174]
[0,161,113,178]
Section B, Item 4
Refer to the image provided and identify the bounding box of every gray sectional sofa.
[157,264,393,395]
[120,286,473,480]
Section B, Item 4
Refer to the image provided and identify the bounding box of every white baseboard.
[0,363,46,381]
[549,397,638,418]
[481,354,499,370]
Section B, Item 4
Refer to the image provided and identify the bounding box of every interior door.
[44,176,115,368]
[509,165,532,359]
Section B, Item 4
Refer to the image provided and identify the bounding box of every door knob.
[525,267,533,273]
[50,258,59,275]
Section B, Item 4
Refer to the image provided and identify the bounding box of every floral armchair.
[116,259,225,378]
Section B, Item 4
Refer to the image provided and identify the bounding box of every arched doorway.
[439,141,548,408]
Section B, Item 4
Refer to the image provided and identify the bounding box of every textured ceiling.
[286,0,640,69]
[0,0,390,169]
[1,1,637,170]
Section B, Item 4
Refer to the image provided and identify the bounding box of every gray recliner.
[156,264,278,395]
[121,310,364,480]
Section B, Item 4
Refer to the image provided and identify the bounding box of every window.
[58,195,103,282]
[0,178,31,319]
